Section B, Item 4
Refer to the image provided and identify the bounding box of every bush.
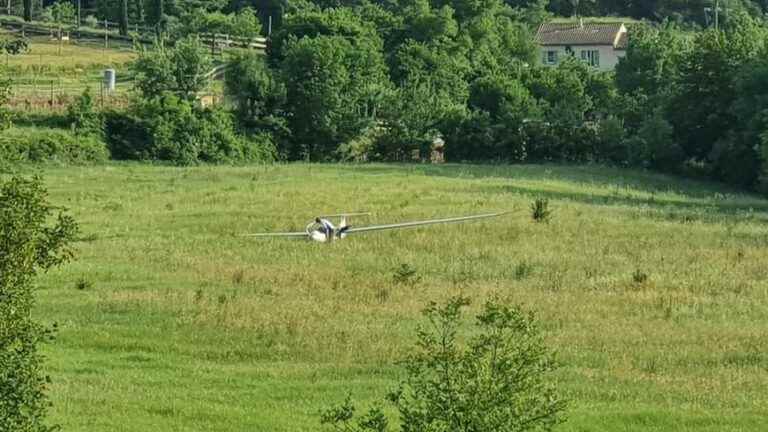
[0,37,29,55]
[105,96,275,165]
[637,111,684,171]
[321,296,566,432]
[0,176,78,432]
[83,15,98,28]
[596,117,628,165]
[531,197,552,223]
[66,88,103,137]
[0,128,109,165]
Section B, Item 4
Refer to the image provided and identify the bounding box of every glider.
[242,212,509,243]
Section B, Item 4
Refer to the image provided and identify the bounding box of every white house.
[534,22,628,71]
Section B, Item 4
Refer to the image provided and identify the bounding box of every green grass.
[1,35,135,103]
[20,163,768,431]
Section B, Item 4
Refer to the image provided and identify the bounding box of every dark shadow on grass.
[496,184,768,223]
[335,163,768,217]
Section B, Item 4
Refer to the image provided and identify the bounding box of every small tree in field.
[0,176,78,432]
[321,297,566,432]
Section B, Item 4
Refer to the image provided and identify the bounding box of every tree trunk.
[119,0,128,35]
[155,0,164,36]
[23,0,32,22]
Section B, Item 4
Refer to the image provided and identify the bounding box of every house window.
[544,50,558,65]
[581,50,600,67]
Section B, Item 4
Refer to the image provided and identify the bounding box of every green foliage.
[181,7,263,37]
[321,296,565,432]
[0,76,11,131]
[66,88,103,137]
[635,111,683,171]
[43,0,75,24]
[0,37,30,55]
[530,197,551,223]
[224,52,287,133]
[132,37,213,101]
[596,116,627,164]
[0,175,78,432]
[105,95,275,165]
[615,24,687,99]
[392,263,422,287]
[270,7,383,62]
[444,72,540,161]
[280,34,390,160]
[84,15,99,28]
[0,128,109,165]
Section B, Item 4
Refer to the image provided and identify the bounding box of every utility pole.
[715,0,720,31]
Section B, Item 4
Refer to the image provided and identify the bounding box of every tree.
[0,176,78,432]
[23,0,31,22]
[132,37,213,101]
[615,23,687,99]
[668,13,766,161]
[321,296,566,432]
[119,0,129,36]
[224,52,287,133]
[280,34,390,160]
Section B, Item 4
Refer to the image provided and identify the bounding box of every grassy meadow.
[19,163,768,431]
[1,34,136,106]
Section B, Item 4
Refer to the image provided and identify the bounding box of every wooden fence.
[6,78,130,112]
[199,33,268,57]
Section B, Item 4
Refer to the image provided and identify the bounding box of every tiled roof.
[535,22,625,47]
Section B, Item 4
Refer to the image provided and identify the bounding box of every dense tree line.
[8,0,768,191]
[10,0,767,29]
[91,0,766,193]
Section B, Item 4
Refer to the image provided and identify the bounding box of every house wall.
[539,45,626,71]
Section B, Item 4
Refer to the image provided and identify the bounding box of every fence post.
[104,18,109,49]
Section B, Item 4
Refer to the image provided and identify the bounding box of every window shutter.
[542,50,547,64]
[594,50,600,67]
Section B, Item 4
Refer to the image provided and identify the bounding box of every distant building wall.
[539,45,626,71]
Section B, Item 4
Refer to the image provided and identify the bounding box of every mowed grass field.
[23,163,768,431]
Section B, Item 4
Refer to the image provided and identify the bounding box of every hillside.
[29,163,768,431]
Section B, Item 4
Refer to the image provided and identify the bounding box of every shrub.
[596,117,628,165]
[0,128,109,165]
[531,197,552,223]
[637,111,684,171]
[0,176,78,432]
[321,296,566,432]
[66,88,103,137]
[0,37,29,55]
[105,96,275,165]
[84,15,98,28]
